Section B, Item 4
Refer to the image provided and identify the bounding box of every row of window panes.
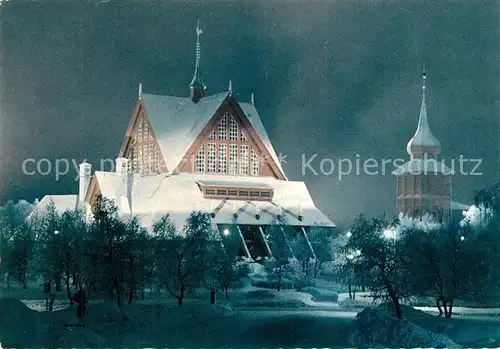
[209,113,249,141]
[195,143,260,175]
[204,188,273,198]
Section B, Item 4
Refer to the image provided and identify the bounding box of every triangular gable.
[118,100,168,174]
[175,95,287,180]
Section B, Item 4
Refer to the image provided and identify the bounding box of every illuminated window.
[261,191,271,198]
[228,190,238,196]
[229,144,238,175]
[144,120,148,142]
[218,144,227,174]
[208,130,216,140]
[238,191,249,197]
[229,115,238,141]
[207,143,216,173]
[250,191,260,197]
[154,146,159,172]
[196,145,205,173]
[205,189,216,195]
[251,149,259,176]
[239,145,249,175]
[240,130,247,141]
[137,118,143,141]
[138,148,143,172]
[218,114,228,140]
[217,189,227,196]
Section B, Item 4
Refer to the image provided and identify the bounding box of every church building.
[31,21,336,260]
[392,69,469,221]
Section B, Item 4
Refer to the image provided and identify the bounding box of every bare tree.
[154,211,216,305]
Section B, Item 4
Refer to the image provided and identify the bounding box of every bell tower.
[393,67,453,222]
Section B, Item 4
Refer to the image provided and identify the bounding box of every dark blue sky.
[0,1,498,228]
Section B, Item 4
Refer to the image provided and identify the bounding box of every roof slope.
[93,172,335,233]
[141,92,286,178]
[28,195,78,221]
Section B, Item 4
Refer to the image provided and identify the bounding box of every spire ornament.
[228,80,232,96]
[189,18,206,102]
[406,65,441,159]
[138,83,143,99]
[251,93,254,105]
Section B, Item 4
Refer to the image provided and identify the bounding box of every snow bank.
[349,306,459,348]
[299,287,338,302]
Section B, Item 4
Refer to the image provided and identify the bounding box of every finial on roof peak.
[190,18,206,103]
[251,92,254,105]
[406,66,441,159]
[228,80,232,96]
[138,83,143,99]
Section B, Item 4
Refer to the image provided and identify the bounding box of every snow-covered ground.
[3,283,500,348]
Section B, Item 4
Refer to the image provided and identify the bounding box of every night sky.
[0,1,498,228]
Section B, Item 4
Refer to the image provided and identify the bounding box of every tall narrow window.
[196,145,205,173]
[218,144,227,174]
[240,130,247,141]
[138,148,143,173]
[229,115,238,141]
[239,145,249,175]
[137,118,143,142]
[144,120,148,143]
[218,114,228,140]
[208,130,216,140]
[207,143,216,173]
[229,144,238,175]
[251,149,259,176]
[154,146,159,172]
[149,143,154,172]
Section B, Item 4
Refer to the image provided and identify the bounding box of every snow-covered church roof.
[141,92,286,179]
[93,171,335,232]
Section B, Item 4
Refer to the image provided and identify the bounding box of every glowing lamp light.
[346,231,352,238]
[383,228,396,240]
[223,229,230,236]
[54,230,59,235]
[460,236,465,241]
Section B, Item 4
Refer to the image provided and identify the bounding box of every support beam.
[301,226,317,260]
[258,226,273,258]
[279,226,294,256]
[236,225,252,260]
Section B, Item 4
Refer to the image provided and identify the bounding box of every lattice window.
[261,191,272,198]
[229,144,238,175]
[144,119,148,142]
[137,118,143,142]
[251,149,259,176]
[208,130,216,140]
[154,146,159,172]
[240,130,247,141]
[229,115,238,141]
[207,143,216,173]
[218,114,228,140]
[216,189,227,196]
[239,191,249,197]
[196,145,205,173]
[228,190,238,196]
[206,189,216,195]
[218,144,227,174]
[250,191,260,197]
[239,145,249,175]
[138,147,143,173]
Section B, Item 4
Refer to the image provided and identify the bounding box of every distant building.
[31,21,336,260]
[392,69,469,222]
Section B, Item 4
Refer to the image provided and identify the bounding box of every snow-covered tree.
[154,211,217,305]
[265,217,293,291]
[345,214,406,319]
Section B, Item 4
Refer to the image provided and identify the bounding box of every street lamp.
[460,235,465,241]
[223,229,230,236]
[346,231,352,238]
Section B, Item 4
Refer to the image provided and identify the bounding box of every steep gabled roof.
[140,92,286,179]
[28,195,79,221]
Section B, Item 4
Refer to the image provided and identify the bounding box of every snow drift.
[349,306,459,348]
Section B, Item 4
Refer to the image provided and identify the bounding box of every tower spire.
[406,64,441,159]
[189,19,206,103]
